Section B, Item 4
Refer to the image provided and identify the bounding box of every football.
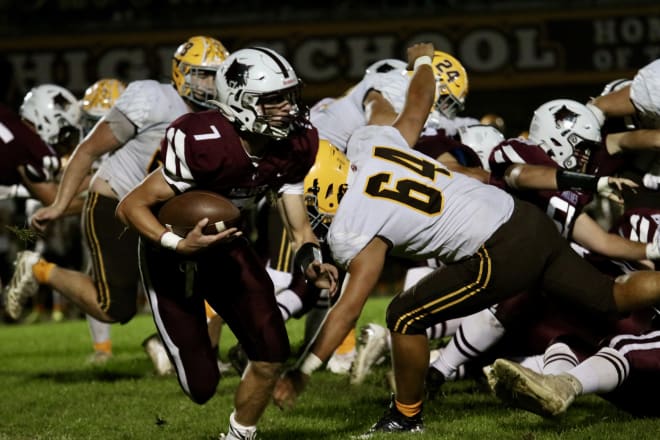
[157,190,241,236]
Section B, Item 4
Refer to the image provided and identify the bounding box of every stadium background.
[1,0,659,137]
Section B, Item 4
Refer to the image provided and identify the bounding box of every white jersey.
[630,58,660,129]
[94,80,189,199]
[629,59,660,174]
[328,125,514,268]
[310,70,409,152]
[423,111,480,138]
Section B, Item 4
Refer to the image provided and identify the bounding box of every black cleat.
[425,366,446,401]
[228,343,249,376]
[361,395,423,437]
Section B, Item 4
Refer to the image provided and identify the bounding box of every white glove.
[646,229,660,260]
[643,173,660,190]
[596,177,612,197]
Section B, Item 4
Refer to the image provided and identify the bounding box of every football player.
[483,208,660,418]
[78,78,126,363]
[256,55,412,376]
[588,59,660,209]
[116,47,337,440]
[3,36,229,375]
[0,84,84,322]
[273,42,660,437]
[0,84,83,212]
[424,98,660,395]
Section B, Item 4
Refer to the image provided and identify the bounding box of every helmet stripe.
[252,47,290,79]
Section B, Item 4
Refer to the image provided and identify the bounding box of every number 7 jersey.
[328,125,514,268]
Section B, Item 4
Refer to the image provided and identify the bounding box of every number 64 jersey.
[328,125,514,268]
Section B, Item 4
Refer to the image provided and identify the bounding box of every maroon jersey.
[415,129,482,168]
[615,207,660,244]
[161,110,318,210]
[489,138,593,238]
[0,104,60,185]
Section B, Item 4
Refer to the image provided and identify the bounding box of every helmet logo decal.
[224,59,252,88]
[553,105,578,131]
[375,62,397,73]
[53,92,72,111]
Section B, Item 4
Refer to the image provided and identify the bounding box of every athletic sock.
[431,308,505,376]
[395,399,422,418]
[542,342,578,375]
[276,289,303,321]
[33,260,55,284]
[567,347,629,395]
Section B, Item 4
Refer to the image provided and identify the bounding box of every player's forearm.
[504,164,557,190]
[573,214,647,260]
[310,307,359,363]
[611,129,660,152]
[116,195,165,243]
[52,149,96,210]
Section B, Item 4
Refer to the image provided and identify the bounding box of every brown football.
[157,190,241,236]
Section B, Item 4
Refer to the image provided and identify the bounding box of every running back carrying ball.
[157,190,241,236]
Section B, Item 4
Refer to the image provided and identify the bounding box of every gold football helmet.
[431,51,469,119]
[304,140,350,239]
[80,78,125,134]
[172,35,230,108]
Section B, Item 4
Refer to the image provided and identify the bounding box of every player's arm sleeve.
[160,125,196,194]
[103,107,137,145]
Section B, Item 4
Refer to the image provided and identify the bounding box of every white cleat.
[142,334,175,376]
[218,430,256,440]
[326,349,356,375]
[86,350,113,366]
[4,250,41,320]
[350,323,389,385]
[492,358,581,417]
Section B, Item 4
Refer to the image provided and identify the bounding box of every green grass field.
[1,296,658,439]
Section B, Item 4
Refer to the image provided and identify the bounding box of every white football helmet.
[364,58,407,76]
[215,47,304,139]
[457,124,505,171]
[20,84,81,149]
[528,99,602,170]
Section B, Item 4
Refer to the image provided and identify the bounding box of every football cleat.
[86,350,113,366]
[350,323,389,384]
[218,430,257,440]
[4,250,41,320]
[360,395,424,437]
[217,359,233,374]
[482,364,498,393]
[492,358,581,417]
[326,348,356,375]
[425,366,446,401]
[228,343,249,376]
[142,334,175,376]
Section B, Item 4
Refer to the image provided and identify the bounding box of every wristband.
[299,353,323,376]
[294,242,323,274]
[413,55,432,71]
[646,242,660,260]
[159,230,183,251]
[555,169,599,191]
[596,176,610,194]
[643,173,660,190]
